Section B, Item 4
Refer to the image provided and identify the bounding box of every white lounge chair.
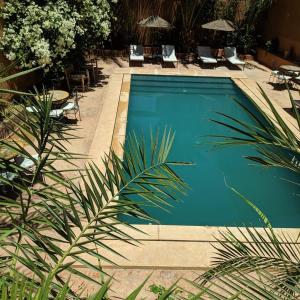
[162,45,178,67]
[15,153,39,171]
[129,45,144,63]
[197,46,217,65]
[26,106,64,119]
[224,47,245,70]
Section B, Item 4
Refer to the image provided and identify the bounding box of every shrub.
[0,0,114,72]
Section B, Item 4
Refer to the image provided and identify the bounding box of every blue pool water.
[121,75,300,227]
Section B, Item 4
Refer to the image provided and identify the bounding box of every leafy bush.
[0,0,115,72]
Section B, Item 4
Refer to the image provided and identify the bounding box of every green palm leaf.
[211,84,300,172]
[196,188,300,298]
[0,80,189,297]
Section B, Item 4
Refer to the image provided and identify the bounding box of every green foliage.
[0,66,189,297]
[0,0,114,72]
[177,0,210,51]
[113,0,272,51]
[226,0,273,52]
[211,84,300,174]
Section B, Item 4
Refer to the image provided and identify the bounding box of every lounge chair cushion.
[162,45,178,62]
[227,56,245,65]
[197,46,217,64]
[16,154,39,169]
[224,47,245,65]
[130,45,144,61]
[61,102,76,111]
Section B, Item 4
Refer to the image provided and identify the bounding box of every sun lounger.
[15,153,39,171]
[224,47,245,70]
[197,46,217,65]
[26,106,64,119]
[162,45,178,67]
[129,45,144,62]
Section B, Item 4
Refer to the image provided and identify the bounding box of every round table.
[47,90,69,106]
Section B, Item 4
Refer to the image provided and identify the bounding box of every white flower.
[1,0,113,72]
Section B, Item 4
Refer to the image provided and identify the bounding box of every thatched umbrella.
[201,19,235,49]
[137,16,174,50]
[201,19,235,32]
[138,16,174,30]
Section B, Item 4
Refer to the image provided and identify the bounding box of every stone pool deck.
[61,58,300,298]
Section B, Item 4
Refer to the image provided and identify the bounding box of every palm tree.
[0,66,190,298]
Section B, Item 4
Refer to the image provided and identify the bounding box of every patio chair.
[197,46,217,65]
[65,67,90,93]
[224,47,245,70]
[129,45,144,63]
[26,106,64,119]
[84,50,99,85]
[162,45,178,67]
[61,89,81,120]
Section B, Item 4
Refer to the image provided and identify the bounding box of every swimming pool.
[121,75,300,228]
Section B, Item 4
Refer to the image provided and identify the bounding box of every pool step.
[131,75,241,96]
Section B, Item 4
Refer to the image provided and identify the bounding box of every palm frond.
[211,85,300,173]
[196,186,300,298]
[186,268,300,299]
[0,85,189,297]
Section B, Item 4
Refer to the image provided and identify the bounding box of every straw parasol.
[201,19,235,32]
[138,16,174,30]
[201,19,235,49]
[137,16,174,47]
